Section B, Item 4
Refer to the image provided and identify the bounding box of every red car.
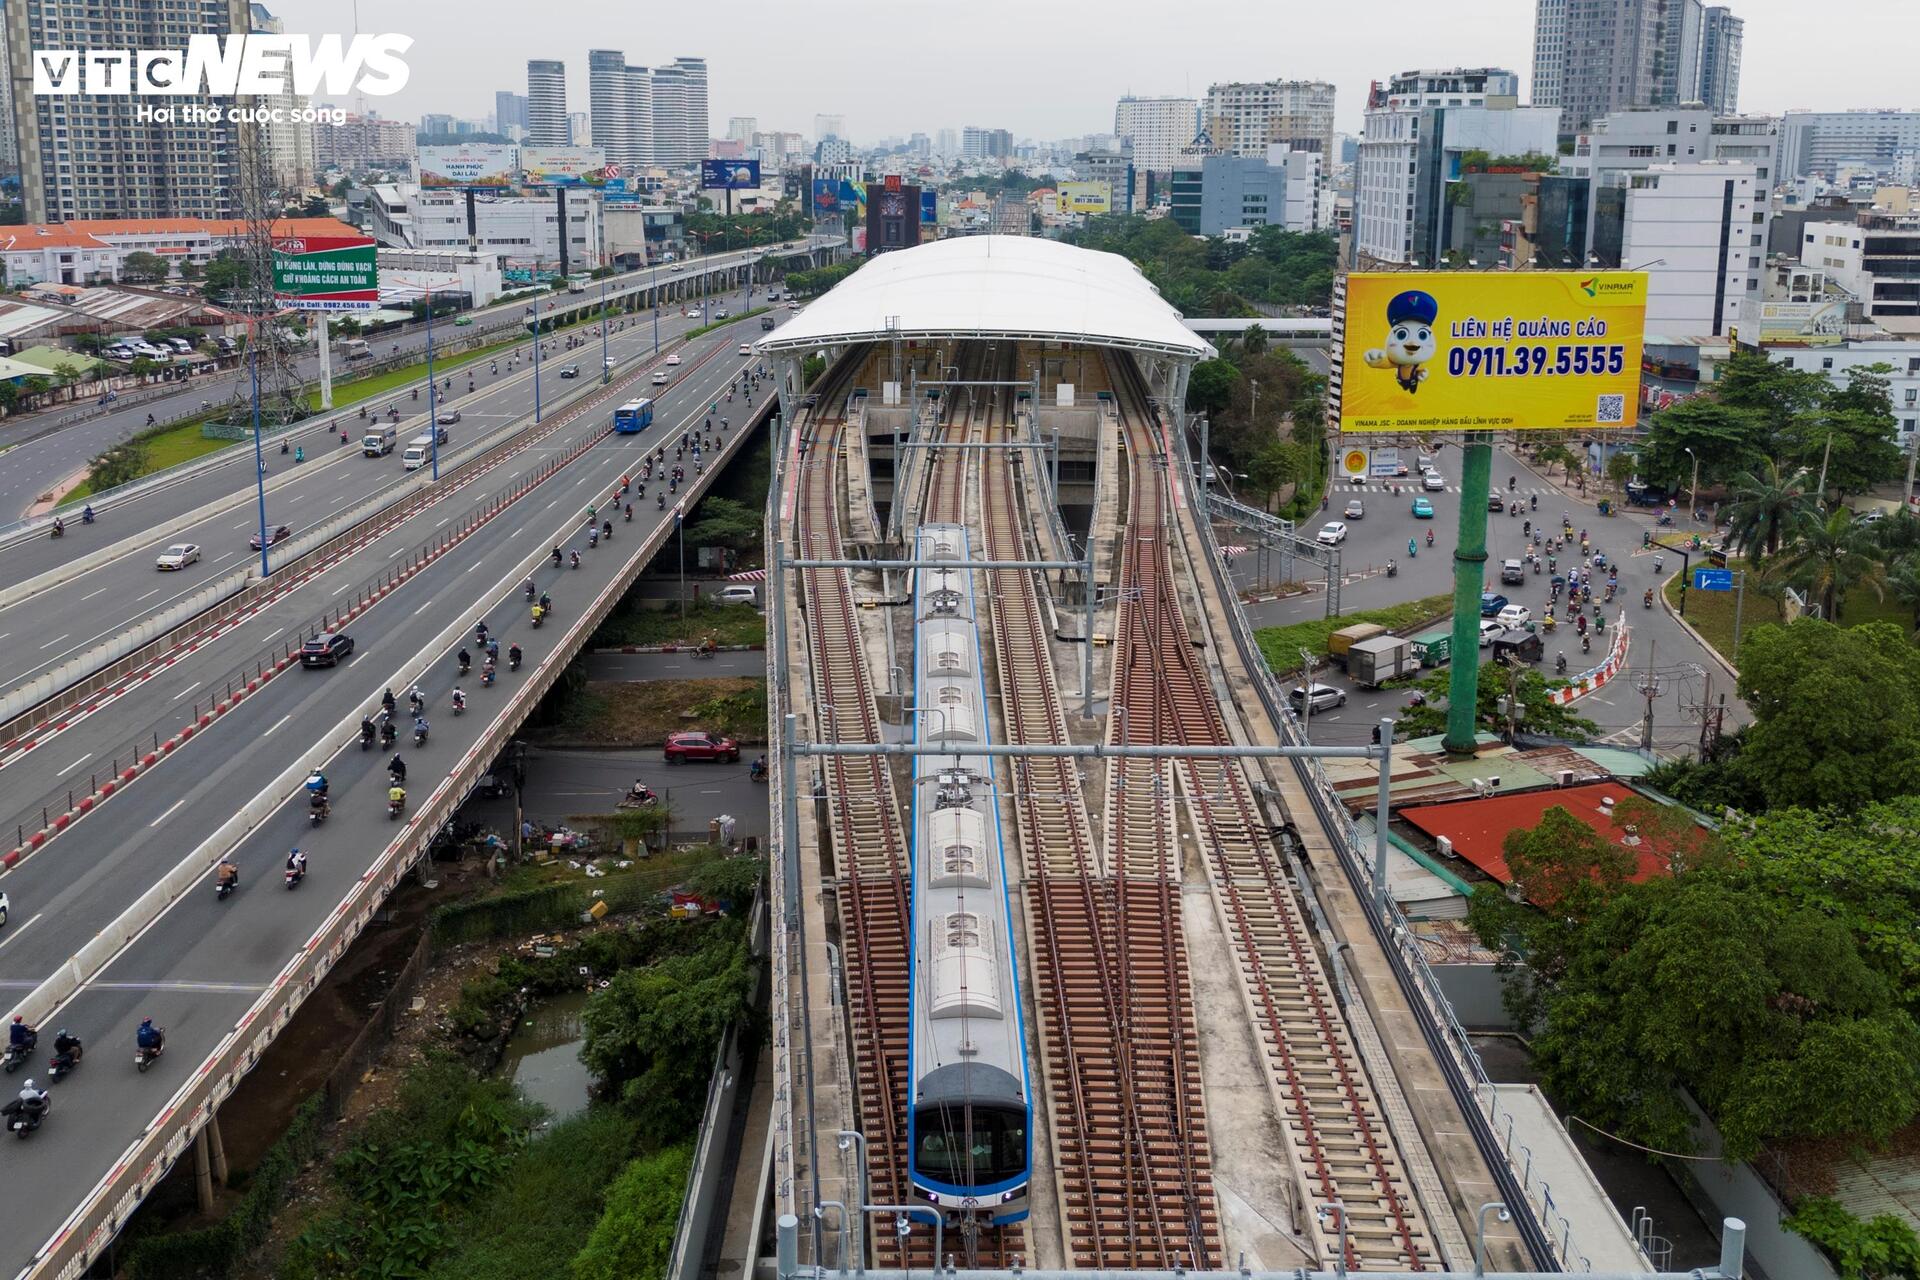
[664,731,740,764]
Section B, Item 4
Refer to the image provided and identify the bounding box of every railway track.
[1106,357,1437,1272]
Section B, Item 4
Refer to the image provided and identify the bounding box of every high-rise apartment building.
[962,127,1014,161]
[815,115,847,145]
[1532,0,1746,138]
[624,67,654,168]
[651,65,688,165]
[1698,7,1744,115]
[7,0,250,221]
[1781,110,1920,180]
[1113,96,1198,173]
[568,112,589,147]
[672,57,709,160]
[1621,159,1761,336]
[589,50,632,164]
[249,4,315,190]
[935,128,958,158]
[313,114,416,173]
[526,59,568,145]
[729,117,757,145]
[1202,81,1337,162]
[494,92,529,141]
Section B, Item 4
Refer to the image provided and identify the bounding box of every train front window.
[914,1105,1027,1185]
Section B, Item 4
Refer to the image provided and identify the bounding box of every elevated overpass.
[0,319,775,1280]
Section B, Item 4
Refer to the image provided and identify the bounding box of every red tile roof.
[1399,781,1681,888]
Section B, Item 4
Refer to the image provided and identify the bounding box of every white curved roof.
[756,235,1213,360]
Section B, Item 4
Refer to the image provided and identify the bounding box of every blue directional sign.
[1693,567,1734,592]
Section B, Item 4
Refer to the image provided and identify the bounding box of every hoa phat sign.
[273,235,379,312]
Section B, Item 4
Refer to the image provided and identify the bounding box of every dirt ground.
[525,676,763,747]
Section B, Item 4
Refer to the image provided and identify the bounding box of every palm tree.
[1887,554,1920,636]
[1770,509,1887,620]
[1721,459,1815,561]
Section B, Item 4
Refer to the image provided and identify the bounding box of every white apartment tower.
[589,50,633,166]
[673,57,709,160]
[1202,80,1337,161]
[651,66,688,166]
[526,59,568,145]
[249,4,315,190]
[1113,96,1198,172]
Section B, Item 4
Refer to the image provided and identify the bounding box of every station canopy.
[756,235,1213,360]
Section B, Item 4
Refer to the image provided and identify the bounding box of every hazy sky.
[275,0,1917,140]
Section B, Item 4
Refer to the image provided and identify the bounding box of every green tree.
[1604,450,1637,490]
[684,495,760,551]
[1714,346,1833,438]
[1397,660,1599,743]
[1722,458,1816,561]
[0,381,19,414]
[128,357,160,382]
[1771,508,1889,619]
[1736,620,1920,811]
[1636,398,1769,490]
[569,1146,694,1280]
[87,440,150,492]
[1784,365,1905,497]
[19,375,50,404]
[1185,358,1239,417]
[120,251,169,282]
[298,195,332,217]
[1786,1196,1920,1280]
[202,251,249,299]
[1241,323,1270,355]
[1887,554,1920,636]
[1533,442,1581,478]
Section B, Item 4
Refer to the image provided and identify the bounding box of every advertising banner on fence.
[519,147,613,186]
[416,143,516,187]
[272,234,378,311]
[701,159,762,190]
[1056,180,1111,215]
[1334,271,1647,433]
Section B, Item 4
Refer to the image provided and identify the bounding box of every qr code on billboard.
[1595,394,1626,424]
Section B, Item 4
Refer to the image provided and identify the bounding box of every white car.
[738,344,752,355]
[1422,471,1446,491]
[665,353,682,366]
[1316,521,1348,546]
[1288,683,1347,713]
[716,584,761,607]
[1479,619,1506,647]
[1496,604,1532,630]
[651,371,670,385]
[155,542,201,571]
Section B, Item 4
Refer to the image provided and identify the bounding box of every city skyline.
[266,0,1910,144]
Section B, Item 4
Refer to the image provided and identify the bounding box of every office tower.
[1781,110,1920,180]
[961,127,1014,161]
[495,91,529,141]
[6,0,250,221]
[672,57,708,160]
[1698,7,1744,114]
[589,50,632,164]
[1202,80,1337,161]
[1653,0,1704,111]
[526,59,568,145]
[1113,96,1198,172]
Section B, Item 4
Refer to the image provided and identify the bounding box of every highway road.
[1226,444,1747,754]
[0,294,794,702]
[0,241,794,520]
[0,319,768,1273]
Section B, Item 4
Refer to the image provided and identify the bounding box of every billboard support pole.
[316,314,334,410]
[1443,435,1494,755]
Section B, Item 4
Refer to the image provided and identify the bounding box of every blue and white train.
[905,522,1032,1227]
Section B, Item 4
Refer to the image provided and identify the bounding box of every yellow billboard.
[1057,181,1111,215]
[1334,271,1647,433]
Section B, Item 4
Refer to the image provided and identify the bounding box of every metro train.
[905,522,1032,1227]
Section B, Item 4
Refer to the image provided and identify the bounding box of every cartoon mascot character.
[1363,289,1439,395]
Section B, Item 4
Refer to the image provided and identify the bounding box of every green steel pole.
[1444,437,1495,753]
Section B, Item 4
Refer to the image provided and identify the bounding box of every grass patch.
[1254,591,1455,675]
[306,331,528,412]
[591,598,766,649]
[1666,559,1916,663]
[525,676,766,748]
[685,307,769,341]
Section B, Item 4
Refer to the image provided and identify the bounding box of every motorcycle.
[3,1094,49,1138]
[749,760,768,783]
[482,666,496,687]
[452,695,466,716]
[3,1035,37,1074]
[215,873,237,901]
[136,1040,164,1073]
[531,608,545,629]
[413,723,428,747]
[49,521,64,539]
[1385,560,1398,578]
[1555,654,1568,675]
[388,791,406,820]
[570,550,581,569]
[48,1040,81,1081]
[285,864,305,890]
[361,722,376,751]
[379,721,397,749]
[1644,590,1655,609]
[308,795,329,827]
[509,648,522,672]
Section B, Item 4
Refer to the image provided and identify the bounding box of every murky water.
[497,989,593,1121]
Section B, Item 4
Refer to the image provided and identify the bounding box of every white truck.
[361,423,398,456]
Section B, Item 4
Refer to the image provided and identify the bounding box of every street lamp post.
[600,280,610,385]
[676,500,687,623]
[248,318,270,579]
[651,262,660,355]
[1684,446,1698,524]
[425,288,441,480]
[530,303,543,422]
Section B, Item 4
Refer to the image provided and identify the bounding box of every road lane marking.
[173,684,198,701]
[136,589,161,602]
[0,914,44,953]
[79,587,107,602]
[149,797,187,827]
[39,634,69,650]
[262,712,292,737]
[92,980,268,993]
[61,752,93,775]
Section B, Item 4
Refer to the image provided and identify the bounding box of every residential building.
[1113,96,1198,173]
[815,136,854,166]
[494,92,529,142]
[1531,0,1741,140]
[589,50,632,165]
[1074,147,1136,216]
[625,67,655,169]
[1770,339,1920,440]
[757,131,804,164]
[526,60,569,145]
[1799,217,1920,319]
[0,20,15,169]
[673,57,709,161]
[1780,111,1920,180]
[1697,7,1743,115]
[313,114,416,174]
[364,183,601,274]
[249,4,315,191]
[963,127,1014,161]
[815,115,847,146]
[1171,149,1322,236]
[568,112,590,147]
[6,0,249,221]
[1202,80,1337,161]
[1620,159,1761,336]
[0,216,357,287]
[1353,68,1558,267]
[935,129,958,159]
[729,117,757,145]
[1562,107,1777,259]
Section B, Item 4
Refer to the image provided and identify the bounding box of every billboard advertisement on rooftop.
[701,159,762,190]
[519,147,615,187]
[416,144,516,188]
[1333,271,1648,434]
[1056,181,1111,215]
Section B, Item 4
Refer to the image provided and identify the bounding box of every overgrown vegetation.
[1254,593,1454,673]
[1396,659,1599,742]
[1785,1195,1920,1280]
[786,260,862,298]
[524,676,767,748]
[1063,217,1339,315]
[589,597,767,650]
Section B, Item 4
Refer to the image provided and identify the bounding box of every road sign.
[1338,446,1369,481]
[1693,567,1734,592]
[273,234,378,312]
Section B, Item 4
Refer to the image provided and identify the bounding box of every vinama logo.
[32,34,412,97]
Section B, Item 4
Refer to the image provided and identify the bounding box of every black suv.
[300,632,355,667]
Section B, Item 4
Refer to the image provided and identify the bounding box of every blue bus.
[613,399,654,433]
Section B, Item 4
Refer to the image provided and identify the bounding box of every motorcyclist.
[413,714,429,742]
[82,504,95,524]
[388,782,407,811]
[451,687,467,712]
[458,648,472,676]
[379,718,397,747]
[16,1079,47,1117]
[216,859,238,888]
[551,546,563,567]
[51,1031,80,1066]
[286,848,307,876]
[570,549,582,568]
[9,1017,34,1051]
[382,687,397,716]
[388,754,407,785]
[750,755,768,781]
[475,619,490,646]
[136,1019,164,1054]
[508,643,523,669]
[304,767,328,798]
[538,592,551,613]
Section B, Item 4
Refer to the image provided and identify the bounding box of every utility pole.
[1635,638,1664,754]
